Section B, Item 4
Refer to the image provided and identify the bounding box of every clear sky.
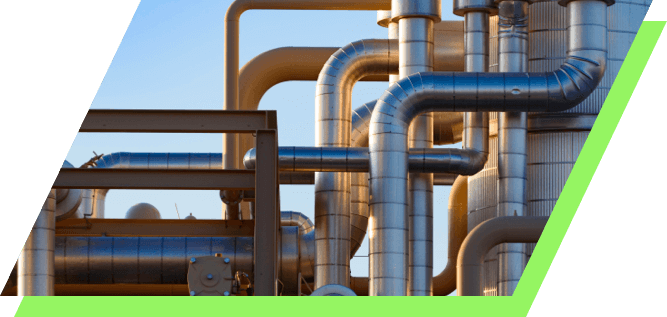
[65,0,463,279]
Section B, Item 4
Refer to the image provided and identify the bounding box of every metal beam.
[55,219,254,237]
[53,168,255,190]
[80,109,277,133]
[253,130,279,296]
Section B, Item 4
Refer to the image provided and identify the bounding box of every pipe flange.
[310,284,357,296]
[55,161,83,221]
[391,0,441,23]
[453,0,498,17]
[377,10,392,27]
[558,0,615,6]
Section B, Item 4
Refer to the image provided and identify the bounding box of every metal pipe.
[244,146,488,175]
[369,0,607,296]
[281,211,314,235]
[278,171,457,186]
[497,0,529,296]
[18,189,56,296]
[54,236,254,284]
[373,0,441,297]
[223,0,392,223]
[432,175,468,296]
[456,216,547,296]
[314,38,399,289]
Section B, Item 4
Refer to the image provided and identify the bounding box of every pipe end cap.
[453,0,498,16]
[558,0,615,6]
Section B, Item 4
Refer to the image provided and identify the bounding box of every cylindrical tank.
[125,203,161,220]
[466,0,652,296]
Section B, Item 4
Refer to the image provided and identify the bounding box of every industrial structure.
[2,0,651,296]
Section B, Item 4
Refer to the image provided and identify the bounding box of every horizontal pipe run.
[277,171,457,186]
[244,147,486,175]
[456,217,548,296]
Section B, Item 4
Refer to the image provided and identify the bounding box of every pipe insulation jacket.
[18,189,56,296]
[368,0,607,297]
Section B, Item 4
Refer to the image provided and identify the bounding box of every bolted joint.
[453,0,498,17]
[391,0,441,23]
[558,0,615,6]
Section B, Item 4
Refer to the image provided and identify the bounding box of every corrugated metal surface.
[468,0,649,295]
[467,14,499,296]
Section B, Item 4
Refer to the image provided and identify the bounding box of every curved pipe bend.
[368,0,606,296]
[456,216,548,296]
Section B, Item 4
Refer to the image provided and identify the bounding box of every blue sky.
[65,0,463,278]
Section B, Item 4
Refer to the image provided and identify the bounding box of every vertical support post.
[254,129,279,295]
[18,189,56,296]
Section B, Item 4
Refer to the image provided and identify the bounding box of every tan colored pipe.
[432,175,468,296]
[349,175,468,297]
[457,217,547,296]
[224,0,391,169]
[237,21,465,166]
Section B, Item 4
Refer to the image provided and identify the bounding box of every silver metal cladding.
[391,0,441,22]
[454,0,498,17]
[18,189,56,296]
[497,0,529,297]
[315,39,398,289]
[369,0,607,295]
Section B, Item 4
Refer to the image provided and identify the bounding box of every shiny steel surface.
[350,100,375,258]
[369,0,607,295]
[456,217,547,296]
[315,39,398,289]
[453,0,498,16]
[281,211,314,235]
[18,189,56,296]
[391,0,441,22]
[245,146,487,174]
[497,0,528,296]
[399,2,437,295]
[55,236,254,284]
[524,0,649,271]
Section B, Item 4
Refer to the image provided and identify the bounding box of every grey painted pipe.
[244,147,487,175]
[19,189,56,296]
[456,216,548,296]
[315,39,398,289]
[368,0,606,297]
[497,0,529,296]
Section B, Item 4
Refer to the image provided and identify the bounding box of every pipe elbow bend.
[547,54,606,112]
[464,150,488,176]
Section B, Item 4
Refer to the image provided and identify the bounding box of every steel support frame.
[51,109,280,296]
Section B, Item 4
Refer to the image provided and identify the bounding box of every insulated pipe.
[456,216,547,296]
[369,0,607,296]
[237,25,466,166]
[432,175,468,296]
[497,0,529,296]
[223,0,392,222]
[54,236,254,284]
[18,189,56,296]
[349,100,375,258]
[314,39,398,289]
[278,171,458,186]
[281,211,314,235]
[391,0,441,296]
[245,146,488,175]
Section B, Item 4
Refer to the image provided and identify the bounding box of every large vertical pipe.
[368,0,440,297]
[18,189,56,296]
[314,39,397,289]
[496,0,529,296]
[455,0,495,296]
